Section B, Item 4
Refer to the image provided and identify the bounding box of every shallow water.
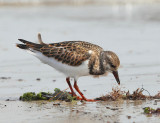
[0,4,160,123]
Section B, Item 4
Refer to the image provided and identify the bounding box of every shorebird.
[16,33,120,101]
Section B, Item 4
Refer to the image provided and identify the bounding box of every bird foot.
[68,92,97,101]
[76,97,99,102]
[68,92,82,100]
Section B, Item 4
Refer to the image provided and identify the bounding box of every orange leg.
[66,78,82,100]
[66,77,76,96]
[73,81,98,102]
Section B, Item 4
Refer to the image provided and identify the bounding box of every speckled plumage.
[17,39,105,75]
[16,34,121,101]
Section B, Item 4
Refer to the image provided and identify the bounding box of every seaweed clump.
[95,87,160,101]
[49,88,76,102]
[20,88,76,102]
[95,87,125,101]
[143,107,160,114]
[20,92,50,101]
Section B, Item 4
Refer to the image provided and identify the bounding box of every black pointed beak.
[112,71,120,85]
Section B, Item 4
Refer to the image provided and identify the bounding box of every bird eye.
[111,64,116,68]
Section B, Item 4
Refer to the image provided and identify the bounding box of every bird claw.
[76,97,99,102]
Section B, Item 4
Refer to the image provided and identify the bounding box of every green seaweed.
[20,92,48,101]
[19,88,77,102]
[143,107,160,114]
[63,91,77,102]
[144,107,155,114]
[20,92,37,101]
[50,89,77,102]
[54,88,61,93]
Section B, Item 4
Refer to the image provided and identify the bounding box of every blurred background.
[0,0,160,99]
[0,0,160,5]
[0,1,160,123]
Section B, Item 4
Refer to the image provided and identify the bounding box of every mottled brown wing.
[39,41,103,66]
[49,41,103,53]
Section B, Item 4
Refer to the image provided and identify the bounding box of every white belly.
[29,50,90,80]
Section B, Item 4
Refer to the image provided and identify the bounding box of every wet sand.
[0,3,160,123]
[0,100,160,123]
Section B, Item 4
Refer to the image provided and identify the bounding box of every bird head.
[102,51,120,85]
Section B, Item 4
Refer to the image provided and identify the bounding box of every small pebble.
[84,112,88,114]
[127,115,131,119]
[5,99,10,101]
[0,77,11,79]
[18,79,23,82]
[36,78,41,81]
[106,107,110,109]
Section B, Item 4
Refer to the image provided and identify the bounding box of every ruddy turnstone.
[16,33,120,101]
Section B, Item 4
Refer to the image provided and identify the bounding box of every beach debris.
[49,88,76,102]
[53,103,60,106]
[154,99,160,105]
[18,79,23,82]
[36,78,41,81]
[96,87,125,101]
[20,87,160,102]
[0,77,11,80]
[143,107,160,114]
[106,106,121,110]
[95,87,160,101]
[20,88,76,102]
[154,91,160,98]
[127,115,131,119]
[20,92,48,101]
[125,88,146,100]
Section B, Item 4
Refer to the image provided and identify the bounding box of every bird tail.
[16,43,28,49]
[16,39,43,51]
[16,33,45,51]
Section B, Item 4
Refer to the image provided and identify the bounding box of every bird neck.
[88,52,105,75]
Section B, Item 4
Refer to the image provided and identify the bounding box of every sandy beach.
[0,3,160,123]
